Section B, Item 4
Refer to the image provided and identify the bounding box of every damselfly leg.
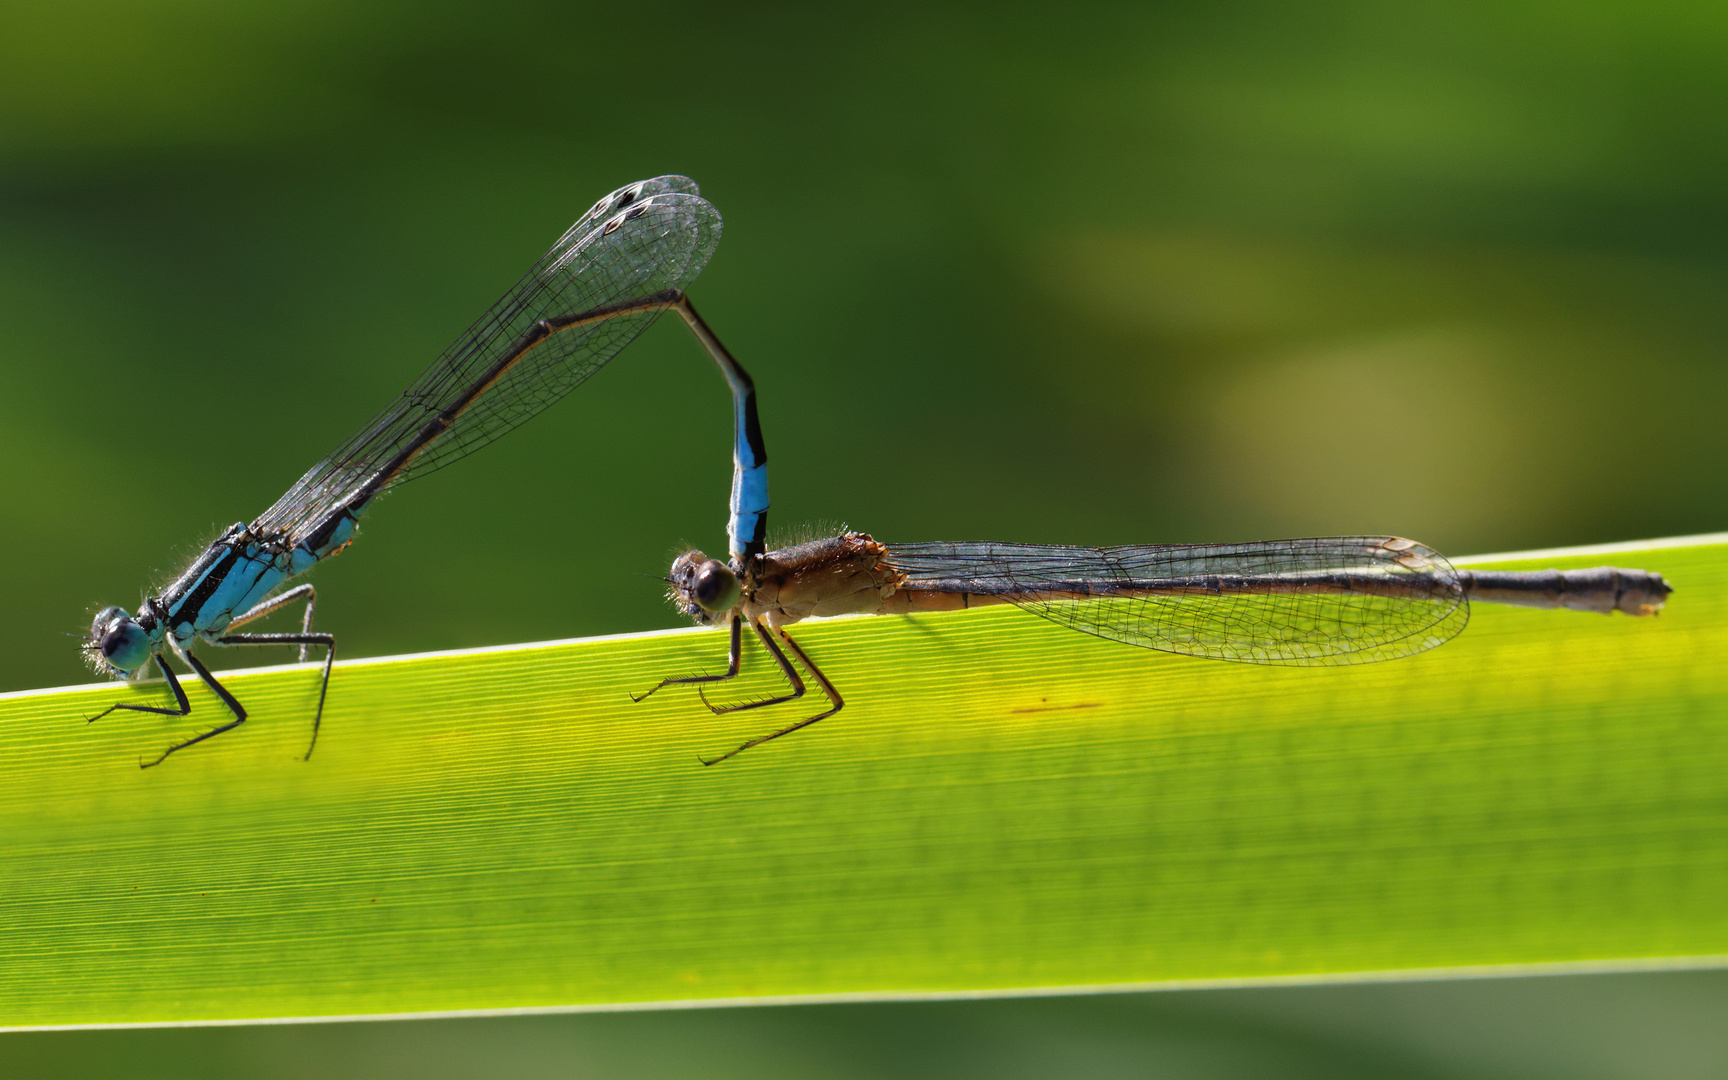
[211,631,336,761]
[631,615,744,702]
[694,618,843,763]
[137,645,251,768]
[90,584,336,767]
[84,638,253,769]
[85,653,192,725]
[694,620,844,766]
[224,583,318,660]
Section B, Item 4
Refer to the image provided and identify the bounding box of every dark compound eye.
[101,627,129,658]
[692,560,741,613]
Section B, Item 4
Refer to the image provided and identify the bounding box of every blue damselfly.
[86,176,769,766]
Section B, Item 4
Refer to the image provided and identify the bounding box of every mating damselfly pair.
[82,176,1672,767]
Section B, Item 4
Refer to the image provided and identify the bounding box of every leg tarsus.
[88,653,192,724]
[642,616,848,764]
[697,619,807,714]
[224,585,318,663]
[216,631,335,760]
[699,704,840,766]
[633,615,742,702]
[140,714,245,769]
[141,650,247,768]
[703,626,845,766]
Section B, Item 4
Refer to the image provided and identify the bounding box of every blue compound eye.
[94,610,150,672]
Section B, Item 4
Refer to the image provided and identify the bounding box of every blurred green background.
[2,0,1724,1073]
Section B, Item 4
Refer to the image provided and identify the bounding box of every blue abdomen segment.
[290,508,361,573]
[724,362,768,561]
[729,458,768,560]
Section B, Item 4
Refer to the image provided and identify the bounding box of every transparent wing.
[252,176,719,543]
[886,536,1469,666]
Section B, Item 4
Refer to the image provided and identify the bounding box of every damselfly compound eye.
[90,608,150,672]
[693,560,741,613]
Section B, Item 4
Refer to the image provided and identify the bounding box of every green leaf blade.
[3,536,1725,1027]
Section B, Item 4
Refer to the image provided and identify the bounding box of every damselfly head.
[667,550,740,624]
[85,606,149,676]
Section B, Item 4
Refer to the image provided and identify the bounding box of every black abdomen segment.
[1457,567,1671,615]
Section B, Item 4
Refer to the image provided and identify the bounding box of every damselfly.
[643,532,1672,764]
[86,175,770,767]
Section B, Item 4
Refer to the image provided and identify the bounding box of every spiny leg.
[631,615,743,703]
[219,586,334,758]
[216,631,337,760]
[697,617,807,715]
[86,653,191,724]
[225,584,318,661]
[141,648,250,769]
[701,624,844,767]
